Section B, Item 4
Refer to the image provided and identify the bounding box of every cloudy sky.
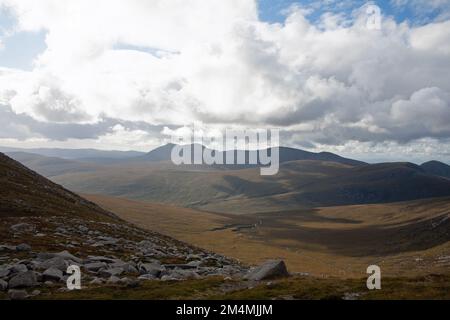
[0,0,449,163]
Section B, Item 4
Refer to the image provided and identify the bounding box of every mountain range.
[3,144,450,213]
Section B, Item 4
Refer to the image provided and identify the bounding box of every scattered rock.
[245,260,289,281]
[8,289,28,300]
[99,268,124,278]
[11,223,34,233]
[8,271,37,288]
[16,243,32,252]
[107,276,121,284]
[343,292,361,300]
[43,267,64,282]
[84,262,107,272]
[31,289,41,296]
[38,257,68,272]
[10,264,28,274]
[0,279,8,291]
[0,245,17,252]
[138,274,157,281]
[90,278,104,285]
[139,263,165,277]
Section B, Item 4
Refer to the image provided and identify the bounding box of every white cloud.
[0,0,449,160]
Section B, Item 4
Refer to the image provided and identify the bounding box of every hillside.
[138,144,366,167]
[0,152,115,219]
[421,161,450,179]
[50,159,450,213]
[0,152,248,300]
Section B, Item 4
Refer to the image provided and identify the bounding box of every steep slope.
[0,152,115,219]
[0,152,247,300]
[421,160,450,179]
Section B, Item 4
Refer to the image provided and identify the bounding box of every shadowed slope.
[0,152,115,219]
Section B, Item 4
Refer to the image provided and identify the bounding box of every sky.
[0,0,449,164]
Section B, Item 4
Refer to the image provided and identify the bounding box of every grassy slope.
[86,194,450,279]
[0,153,115,220]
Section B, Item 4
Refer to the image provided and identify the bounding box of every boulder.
[38,257,67,272]
[138,262,165,277]
[99,268,124,278]
[90,278,104,285]
[10,264,28,274]
[84,262,107,272]
[107,276,121,284]
[0,245,17,252]
[8,289,28,300]
[16,243,32,252]
[10,223,34,233]
[138,274,157,281]
[0,268,10,278]
[86,256,117,264]
[0,279,8,291]
[42,268,64,282]
[8,271,37,288]
[110,262,138,274]
[54,251,82,264]
[245,260,289,281]
[171,269,200,280]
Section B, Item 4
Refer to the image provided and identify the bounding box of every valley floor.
[85,194,450,280]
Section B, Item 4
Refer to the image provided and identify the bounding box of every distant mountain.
[421,161,450,179]
[6,152,104,177]
[0,152,115,219]
[49,157,450,213]
[277,147,366,166]
[137,143,177,162]
[0,146,144,160]
[136,144,366,167]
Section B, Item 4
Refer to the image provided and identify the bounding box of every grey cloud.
[0,104,166,141]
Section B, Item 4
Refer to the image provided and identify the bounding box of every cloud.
[0,0,448,160]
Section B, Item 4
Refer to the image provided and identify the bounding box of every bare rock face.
[245,260,289,281]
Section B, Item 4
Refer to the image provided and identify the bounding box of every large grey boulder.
[0,268,10,279]
[42,268,64,282]
[8,271,37,288]
[245,260,289,281]
[54,251,82,264]
[138,263,165,277]
[110,262,138,274]
[99,268,124,278]
[84,262,107,272]
[10,264,28,274]
[38,257,67,272]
